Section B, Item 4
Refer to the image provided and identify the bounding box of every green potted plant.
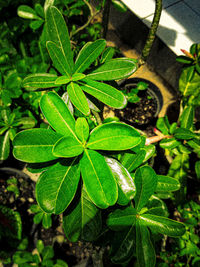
[11,5,186,266]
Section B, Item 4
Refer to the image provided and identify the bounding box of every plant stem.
[70,0,100,38]
[139,0,162,65]
[92,110,102,125]
[102,0,111,38]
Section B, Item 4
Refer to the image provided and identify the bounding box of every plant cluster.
[0,1,200,266]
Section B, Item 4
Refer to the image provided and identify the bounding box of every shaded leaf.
[134,166,157,212]
[0,131,10,160]
[136,222,156,267]
[120,150,146,173]
[174,128,196,140]
[23,73,58,91]
[87,58,137,80]
[105,157,136,205]
[80,78,127,109]
[36,158,80,214]
[180,106,194,129]
[140,214,185,237]
[63,186,101,242]
[74,39,106,73]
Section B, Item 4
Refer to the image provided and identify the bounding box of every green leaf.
[71,73,86,81]
[100,47,115,63]
[87,58,137,80]
[63,186,101,242]
[80,150,117,209]
[180,106,194,129]
[23,73,58,91]
[46,6,74,74]
[55,76,71,85]
[195,160,200,179]
[156,175,180,192]
[36,158,80,214]
[174,128,196,140]
[42,246,54,260]
[107,206,137,231]
[160,138,180,149]
[87,122,141,151]
[42,213,52,229]
[134,166,157,212]
[75,117,89,142]
[145,196,169,217]
[47,41,71,77]
[13,129,62,163]
[156,117,169,135]
[105,157,136,205]
[136,222,156,267]
[0,131,10,160]
[36,240,44,254]
[40,91,77,139]
[67,82,90,115]
[80,78,127,109]
[33,212,43,224]
[110,226,135,264]
[17,5,40,19]
[179,67,200,96]
[30,20,44,30]
[140,214,186,237]
[74,39,106,73]
[120,150,146,172]
[53,136,84,157]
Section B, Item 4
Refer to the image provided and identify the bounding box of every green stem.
[92,110,102,125]
[139,0,162,65]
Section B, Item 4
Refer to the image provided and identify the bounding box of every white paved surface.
[121,0,200,54]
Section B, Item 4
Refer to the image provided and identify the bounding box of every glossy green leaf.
[107,206,137,231]
[0,131,10,160]
[23,73,58,91]
[160,138,180,149]
[71,73,86,81]
[42,213,52,229]
[75,117,89,142]
[142,145,156,162]
[17,5,40,19]
[195,160,200,179]
[145,196,169,217]
[55,76,71,85]
[156,175,180,192]
[174,128,196,140]
[74,39,106,73]
[120,150,146,173]
[110,226,135,264]
[87,58,137,80]
[140,214,186,237]
[67,82,90,115]
[180,106,194,129]
[136,222,156,267]
[105,157,136,204]
[80,150,117,209]
[80,78,127,109]
[100,47,115,63]
[40,92,77,139]
[134,166,157,212]
[63,186,101,242]
[47,41,71,77]
[179,67,200,96]
[53,136,84,157]
[0,126,9,135]
[13,129,62,163]
[87,122,141,151]
[33,212,43,224]
[46,6,74,74]
[156,117,170,135]
[36,158,80,214]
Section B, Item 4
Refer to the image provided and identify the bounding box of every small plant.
[122,81,148,103]
[29,204,52,229]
